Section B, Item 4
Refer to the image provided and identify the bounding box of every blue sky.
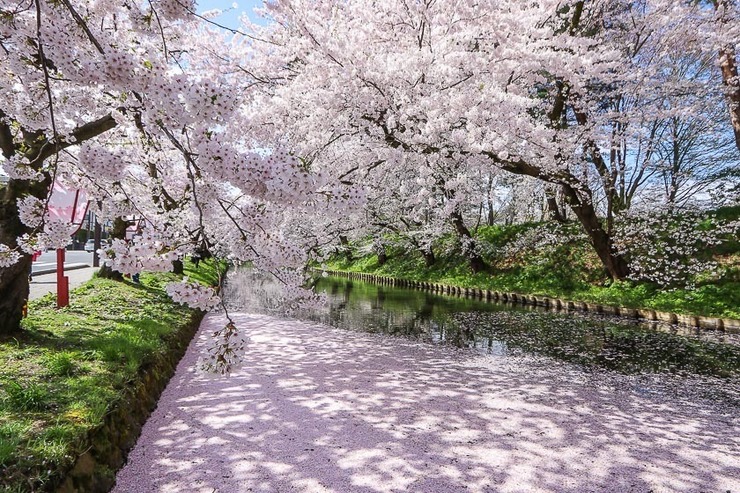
[196,0,270,29]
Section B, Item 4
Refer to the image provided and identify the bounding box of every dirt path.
[113,313,739,493]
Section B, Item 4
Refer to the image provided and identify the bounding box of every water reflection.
[225,270,740,379]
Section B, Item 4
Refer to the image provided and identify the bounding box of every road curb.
[32,263,91,276]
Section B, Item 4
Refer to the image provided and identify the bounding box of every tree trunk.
[467,254,487,274]
[0,199,30,335]
[97,264,122,280]
[377,246,387,266]
[561,184,630,281]
[192,247,212,268]
[93,215,102,268]
[546,187,566,223]
[172,259,184,275]
[719,44,740,152]
[339,235,352,262]
[421,247,435,267]
[0,254,31,335]
[450,211,488,274]
[492,155,629,281]
[715,1,740,152]
[0,176,50,334]
[98,217,128,281]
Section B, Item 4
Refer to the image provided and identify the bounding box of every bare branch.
[60,0,106,54]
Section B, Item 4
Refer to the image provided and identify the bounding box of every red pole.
[56,248,69,308]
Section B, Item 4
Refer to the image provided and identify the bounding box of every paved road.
[113,313,739,493]
[28,267,98,301]
[31,250,94,274]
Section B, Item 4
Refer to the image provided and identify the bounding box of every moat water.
[225,270,740,408]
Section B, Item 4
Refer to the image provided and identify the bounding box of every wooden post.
[56,248,69,308]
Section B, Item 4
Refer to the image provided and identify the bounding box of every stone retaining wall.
[319,269,740,334]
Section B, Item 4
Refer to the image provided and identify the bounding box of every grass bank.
[0,259,224,493]
[325,220,740,320]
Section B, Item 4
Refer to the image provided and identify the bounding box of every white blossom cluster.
[98,237,181,276]
[15,195,77,251]
[615,209,740,288]
[501,223,583,263]
[150,0,195,22]
[39,220,77,250]
[16,196,45,228]
[199,321,247,374]
[1,155,43,181]
[0,244,22,268]
[77,144,128,181]
[166,280,221,311]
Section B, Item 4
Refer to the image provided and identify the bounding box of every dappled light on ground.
[113,313,739,492]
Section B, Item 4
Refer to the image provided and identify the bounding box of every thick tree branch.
[28,113,117,167]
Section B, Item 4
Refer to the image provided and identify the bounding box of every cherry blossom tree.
[0,0,355,337]
[238,0,738,280]
[2,0,737,345]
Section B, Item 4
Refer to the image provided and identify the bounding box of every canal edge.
[313,269,740,334]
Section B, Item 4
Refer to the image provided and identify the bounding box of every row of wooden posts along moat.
[316,269,740,334]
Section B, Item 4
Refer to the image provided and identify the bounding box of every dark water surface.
[225,270,740,406]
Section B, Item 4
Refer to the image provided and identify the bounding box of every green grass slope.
[0,259,224,492]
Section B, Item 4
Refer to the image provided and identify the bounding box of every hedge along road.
[112,310,739,492]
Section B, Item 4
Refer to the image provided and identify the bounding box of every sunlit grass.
[0,258,223,492]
